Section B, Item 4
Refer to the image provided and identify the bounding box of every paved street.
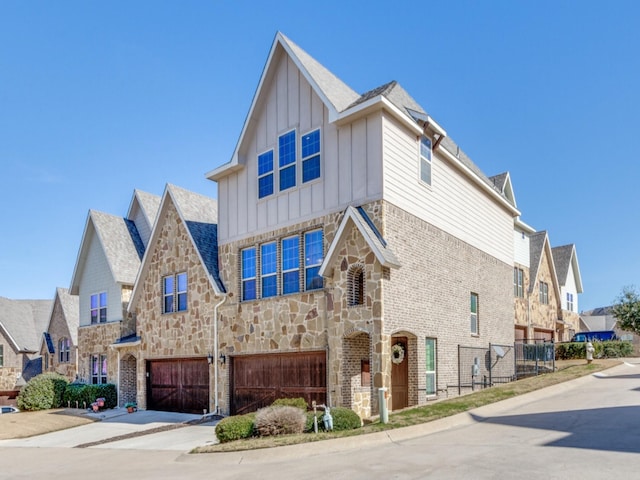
[1,361,640,479]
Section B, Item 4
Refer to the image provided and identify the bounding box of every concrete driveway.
[0,409,219,451]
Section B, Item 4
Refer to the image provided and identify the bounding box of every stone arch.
[341,330,372,420]
[347,263,366,307]
[119,354,137,407]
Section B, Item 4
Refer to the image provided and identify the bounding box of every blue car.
[571,331,618,342]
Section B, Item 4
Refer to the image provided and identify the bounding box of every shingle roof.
[89,210,145,284]
[56,287,79,345]
[551,245,574,286]
[133,189,161,226]
[528,231,548,294]
[0,297,52,352]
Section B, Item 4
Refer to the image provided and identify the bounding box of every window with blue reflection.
[258,150,274,198]
[177,273,187,311]
[261,242,277,297]
[302,129,321,183]
[304,230,323,290]
[241,248,257,301]
[279,131,296,190]
[282,236,300,294]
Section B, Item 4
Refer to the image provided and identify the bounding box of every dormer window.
[279,130,296,191]
[420,136,432,186]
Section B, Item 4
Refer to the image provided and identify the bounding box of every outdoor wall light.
[219,354,226,365]
[207,353,213,365]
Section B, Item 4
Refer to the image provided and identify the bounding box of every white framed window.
[0,345,3,367]
[425,337,437,396]
[91,354,107,384]
[301,129,321,183]
[420,136,432,186]
[539,282,549,304]
[261,242,277,298]
[58,338,70,363]
[514,267,524,298]
[304,230,323,291]
[278,130,297,191]
[281,235,300,294]
[567,293,574,312]
[470,293,479,335]
[258,149,274,198]
[90,292,107,324]
[163,273,188,313]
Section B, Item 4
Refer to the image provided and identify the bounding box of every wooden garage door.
[231,351,326,415]
[147,358,209,414]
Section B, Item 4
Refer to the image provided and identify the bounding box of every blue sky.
[1,1,639,311]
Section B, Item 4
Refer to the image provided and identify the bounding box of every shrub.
[271,397,308,411]
[62,383,117,409]
[556,341,633,360]
[215,413,256,443]
[255,405,306,437]
[305,406,361,432]
[17,373,68,411]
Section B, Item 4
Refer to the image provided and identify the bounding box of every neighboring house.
[126,184,223,413]
[581,306,640,355]
[552,244,583,340]
[70,190,159,398]
[205,32,520,418]
[0,297,52,391]
[40,287,79,380]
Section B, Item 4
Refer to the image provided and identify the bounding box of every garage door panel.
[232,351,326,415]
[147,359,209,414]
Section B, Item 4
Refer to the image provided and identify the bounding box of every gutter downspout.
[213,293,228,415]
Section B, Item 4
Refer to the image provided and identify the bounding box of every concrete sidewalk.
[0,409,219,451]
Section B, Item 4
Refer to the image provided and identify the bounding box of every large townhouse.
[205,33,521,418]
[70,190,159,401]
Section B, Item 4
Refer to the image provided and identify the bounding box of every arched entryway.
[342,330,372,419]
[119,354,137,407]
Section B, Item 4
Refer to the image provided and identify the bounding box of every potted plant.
[124,402,137,413]
[96,397,105,408]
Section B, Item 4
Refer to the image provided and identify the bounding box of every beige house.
[40,287,79,380]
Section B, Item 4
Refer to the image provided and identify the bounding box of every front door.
[391,337,408,410]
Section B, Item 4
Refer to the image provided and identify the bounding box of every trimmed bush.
[62,383,117,409]
[255,405,306,437]
[17,373,68,411]
[215,413,256,443]
[305,406,362,432]
[556,341,633,360]
[271,397,308,410]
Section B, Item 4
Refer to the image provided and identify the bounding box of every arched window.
[347,264,365,307]
[58,338,70,363]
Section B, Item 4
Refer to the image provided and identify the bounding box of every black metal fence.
[514,339,555,379]
[450,340,555,395]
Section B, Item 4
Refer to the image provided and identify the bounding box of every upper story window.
[90,292,107,324]
[420,136,432,186]
[58,338,70,363]
[304,230,324,290]
[241,248,257,301]
[261,242,277,298]
[282,236,300,295]
[301,129,321,183]
[514,267,524,298]
[279,130,297,191]
[163,273,187,313]
[539,282,549,304]
[470,293,479,335]
[567,293,574,312]
[240,229,324,301]
[0,345,3,367]
[258,150,274,198]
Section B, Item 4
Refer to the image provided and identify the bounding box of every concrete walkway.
[0,409,219,451]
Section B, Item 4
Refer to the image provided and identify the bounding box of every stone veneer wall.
[134,201,218,411]
[381,202,515,405]
[513,263,531,336]
[0,337,21,390]
[77,322,121,384]
[47,296,78,381]
[529,249,561,339]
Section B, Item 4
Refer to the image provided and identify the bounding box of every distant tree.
[612,286,640,335]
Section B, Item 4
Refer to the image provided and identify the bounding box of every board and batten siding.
[217,53,384,244]
[561,266,579,312]
[513,228,530,267]
[382,113,514,265]
[77,230,124,327]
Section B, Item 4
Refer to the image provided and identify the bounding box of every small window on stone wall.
[347,264,365,307]
[361,359,370,387]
